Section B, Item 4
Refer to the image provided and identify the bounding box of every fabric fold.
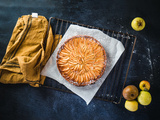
[0,15,62,87]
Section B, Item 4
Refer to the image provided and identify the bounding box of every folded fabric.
[0,15,62,87]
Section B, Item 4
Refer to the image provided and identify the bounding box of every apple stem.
[144,88,148,91]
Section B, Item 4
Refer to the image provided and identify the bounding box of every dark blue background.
[0,0,159,119]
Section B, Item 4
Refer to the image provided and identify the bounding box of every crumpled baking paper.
[41,24,125,105]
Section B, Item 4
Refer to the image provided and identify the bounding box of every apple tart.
[57,35,107,86]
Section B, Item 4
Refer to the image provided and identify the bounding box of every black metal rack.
[42,17,137,104]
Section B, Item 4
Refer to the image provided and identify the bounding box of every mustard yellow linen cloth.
[0,15,61,87]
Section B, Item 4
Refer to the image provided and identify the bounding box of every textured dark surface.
[0,0,160,120]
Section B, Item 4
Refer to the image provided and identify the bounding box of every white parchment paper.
[41,24,125,105]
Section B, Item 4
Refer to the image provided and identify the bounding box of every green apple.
[138,91,152,106]
[131,17,145,31]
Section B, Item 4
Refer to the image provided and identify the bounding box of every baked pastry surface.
[57,35,107,86]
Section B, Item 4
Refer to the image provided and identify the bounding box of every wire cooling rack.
[41,17,137,104]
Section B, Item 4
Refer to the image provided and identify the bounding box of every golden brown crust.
[57,35,107,86]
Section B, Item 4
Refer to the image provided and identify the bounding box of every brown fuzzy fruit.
[122,85,139,100]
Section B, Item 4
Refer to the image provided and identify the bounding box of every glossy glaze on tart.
[57,35,107,86]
